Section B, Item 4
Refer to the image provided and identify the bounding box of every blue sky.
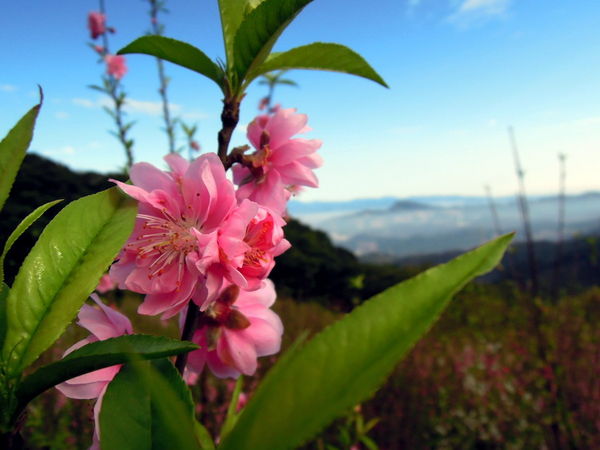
[2,0,600,201]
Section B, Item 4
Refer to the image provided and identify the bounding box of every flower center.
[128,209,198,286]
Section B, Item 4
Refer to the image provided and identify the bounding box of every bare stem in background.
[98,0,134,170]
[508,126,538,298]
[552,153,567,301]
[484,184,502,236]
[258,70,298,112]
[147,0,177,154]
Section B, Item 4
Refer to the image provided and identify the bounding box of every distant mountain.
[294,192,600,259]
[350,200,435,217]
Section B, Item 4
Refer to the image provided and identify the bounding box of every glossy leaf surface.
[0,200,62,284]
[15,335,197,416]
[1,188,136,377]
[0,95,42,212]
[100,359,201,450]
[118,36,224,89]
[248,42,388,88]
[233,0,312,87]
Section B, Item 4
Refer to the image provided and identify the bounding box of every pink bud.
[87,12,106,40]
[190,140,201,151]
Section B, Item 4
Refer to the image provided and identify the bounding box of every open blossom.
[110,153,237,317]
[233,107,323,214]
[185,280,283,379]
[110,153,288,318]
[105,54,127,80]
[56,294,132,449]
[87,12,106,40]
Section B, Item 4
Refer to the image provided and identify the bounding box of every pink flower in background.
[233,107,323,214]
[87,12,106,40]
[93,45,104,54]
[56,294,132,449]
[96,273,116,293]
[185,280,283,379]
[105,54,127,80]
[110,153,243,317]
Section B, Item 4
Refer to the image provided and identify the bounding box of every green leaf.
[219,234,514,450]
[248,43,388,88]
[220,376,244,440]
[195,422,216,450]
[0,92,42,212]
[1,188,137,377]
[0,283,8,353]
[232,0,313,88]
[217,0,252,68]
[0,200,62,284]
[118,36,224,89]
[100,359,201,450]
[14,335,197,418]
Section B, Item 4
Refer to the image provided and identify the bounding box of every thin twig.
[148,0,177,153]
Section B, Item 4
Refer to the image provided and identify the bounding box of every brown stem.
[175,305,199,375]
[217,97,241,166]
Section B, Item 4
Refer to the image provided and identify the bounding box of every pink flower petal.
[218,329,258,376]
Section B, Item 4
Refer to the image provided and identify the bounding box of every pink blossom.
[93,45,104,54]
[237,206,290,288]
[233,107,322,214]
[96,273,116,293]
[185,280,283,379]
[56,295,132,449]
[110,153,253,317]
[105,54,127,80]
[87,12,106,40]
[207,200,290,292]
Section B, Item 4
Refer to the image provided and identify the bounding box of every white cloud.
[124,98,182,116]
[72,96,188,117]
[448,0,511,26]
[0,84,17,92]
[181,111,210,120]
[41,145,76,156]
[72,97,96,108]
[54,111,70,120]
